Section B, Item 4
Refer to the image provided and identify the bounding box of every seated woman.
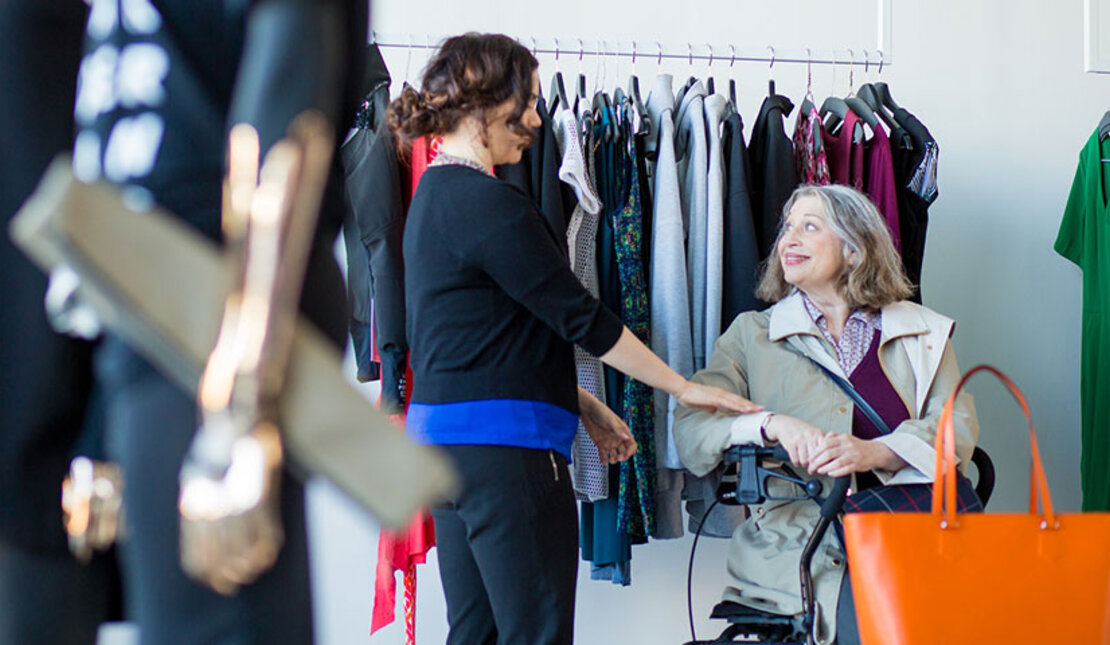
[674,184,979,644]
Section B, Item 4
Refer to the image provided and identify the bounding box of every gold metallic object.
[178,112,334,595]
[9,138,457,588]
[61,457,124,562]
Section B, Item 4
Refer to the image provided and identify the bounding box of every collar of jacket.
[675,79,707,123]
[758,93,795,119]
[766,290,955,416]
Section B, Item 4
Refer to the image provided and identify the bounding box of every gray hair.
[756,184,914,309]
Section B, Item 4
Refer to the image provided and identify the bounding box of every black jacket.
[891,107,938,303]
[720,111,763,324]
[340,45,409,408]
[748,93,798,260]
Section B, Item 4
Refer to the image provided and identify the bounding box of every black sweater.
[403,165,624,413]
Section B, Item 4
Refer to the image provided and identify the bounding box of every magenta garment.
[793,104,830,185]
[822,110,864,190]
[864,124,902,253]
[848,334,910,441]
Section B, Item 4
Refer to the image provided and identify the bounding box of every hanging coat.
[675,80,711,371]
[720,110,762,327]
[340,50,409,408]
[749,93,798,259]
[553,105,608,501]
[702,92,730,362]
[645,74,694,473]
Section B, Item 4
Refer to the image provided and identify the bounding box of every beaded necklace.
[429,151,494,177]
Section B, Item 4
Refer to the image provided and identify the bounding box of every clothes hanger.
[864,50,911,149]
[767,45,777,96]
[857,50,896,128]
[592,39,605,98]
[401,33,415,91]
[627,40,650,131]
[705,44,715,95]
[531,37,543,102]
[549,38,569,114]
[592,41,615,142]
[842,49,880,135]
[799,47,816,115]
[574,39,588,118]
[675,44,691,104]
[819,49,851,128]
[856,53,896,133]
[728,45,738,108]
[873,51,900,113]
[1099,110,1110,141]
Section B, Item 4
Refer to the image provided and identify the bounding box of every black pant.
[0,541,121,645]
[97,338,313,644]
[432,445,579,645]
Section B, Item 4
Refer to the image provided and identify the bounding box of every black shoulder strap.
[808,359,892,436]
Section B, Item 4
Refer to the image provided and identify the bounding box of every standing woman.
[388,33,758,644]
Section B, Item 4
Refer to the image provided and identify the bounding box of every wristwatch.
[759,412,777,443]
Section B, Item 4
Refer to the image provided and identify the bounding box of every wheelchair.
[683,443,996,645]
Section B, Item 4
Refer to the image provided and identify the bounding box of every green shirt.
[1054,129,1110,511]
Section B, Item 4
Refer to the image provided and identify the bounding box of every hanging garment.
[555,105,608,501]
[675,80,711,371]
[890,107,939,301]
[612,103,656,540]
[369,136,439,643]
[340,83,407,403]
[370,464,435,641]
[823,110,865,191]
[581,483,632,585]
[863,122,902,253]
[720,110,763,327]
[1054,128,1110,511]
[793,102,831,185]
[645,74,694,470]
[749,92,798,259]
[495,95,575,244]
[340,42,393,384]
[584,103,638,586]
[702,92,730,365]
[645,75,694,539]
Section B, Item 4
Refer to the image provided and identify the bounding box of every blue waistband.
[405,399,579,462]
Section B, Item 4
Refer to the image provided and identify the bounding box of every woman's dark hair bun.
[386,33,538,146]
[387,85,440,141]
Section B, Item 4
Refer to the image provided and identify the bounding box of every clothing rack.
[371,33,888,72]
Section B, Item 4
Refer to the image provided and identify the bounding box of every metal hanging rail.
[369,33,888,72]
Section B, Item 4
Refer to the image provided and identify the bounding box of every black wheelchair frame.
[684,444,996,645]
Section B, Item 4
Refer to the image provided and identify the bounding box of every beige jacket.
[674,291,978,644]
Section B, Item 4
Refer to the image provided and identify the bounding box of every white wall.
[308,1,1103,643]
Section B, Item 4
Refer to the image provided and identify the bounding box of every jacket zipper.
[549,450,559,482]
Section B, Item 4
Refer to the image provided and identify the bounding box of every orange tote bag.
[843,365,1110,645]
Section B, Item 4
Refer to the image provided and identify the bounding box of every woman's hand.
[675,382,763,415]
[808,434,905,477]
[578,388,637,464]
[763,414,826,469]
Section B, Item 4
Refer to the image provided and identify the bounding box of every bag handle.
[933,365,1055,528]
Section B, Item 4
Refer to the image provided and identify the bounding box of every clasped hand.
[178,412,284,595]
[763,415,896,477]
